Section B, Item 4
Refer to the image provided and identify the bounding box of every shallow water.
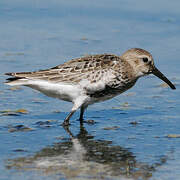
[0,0,180,179]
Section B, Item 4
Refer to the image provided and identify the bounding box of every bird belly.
[88,89,123,104]
[87,82,136,104]
[26,80,84,102]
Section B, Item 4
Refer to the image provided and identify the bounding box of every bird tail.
[4,72,30,86]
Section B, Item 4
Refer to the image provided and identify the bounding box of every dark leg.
[62,99,86,126]
[62,110,75,126]
[63,124,74,138]
[79,105,87,125]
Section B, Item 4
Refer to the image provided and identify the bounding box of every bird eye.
[142,57,149,63]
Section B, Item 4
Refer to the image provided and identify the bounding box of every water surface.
[0,0,180,179]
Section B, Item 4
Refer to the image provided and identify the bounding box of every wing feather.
[5,54,121,86]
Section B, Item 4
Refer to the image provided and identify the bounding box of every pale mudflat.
[5,48,175,126]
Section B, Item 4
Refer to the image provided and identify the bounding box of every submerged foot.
[79,117,84,125]
[62,120,71,127]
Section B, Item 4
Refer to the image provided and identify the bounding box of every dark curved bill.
[152,67,176,89]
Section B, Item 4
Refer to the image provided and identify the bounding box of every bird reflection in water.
[6,124,167,180]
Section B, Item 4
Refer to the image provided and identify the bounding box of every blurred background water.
[0,0,180,179]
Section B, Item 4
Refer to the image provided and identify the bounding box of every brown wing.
[5,54,121,84]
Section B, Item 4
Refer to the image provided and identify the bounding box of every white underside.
[6,78,121,111]
[27,80,83,102]
[26,80,92,110]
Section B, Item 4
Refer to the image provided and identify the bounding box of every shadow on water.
[5,124,168,180]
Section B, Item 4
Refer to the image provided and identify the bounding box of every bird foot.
[61,120,71,127]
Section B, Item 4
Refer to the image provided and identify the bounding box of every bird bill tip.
[152,67,176,90]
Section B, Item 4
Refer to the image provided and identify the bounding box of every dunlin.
[5,48,175,126]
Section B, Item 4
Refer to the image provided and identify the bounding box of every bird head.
[121,48,176,89]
